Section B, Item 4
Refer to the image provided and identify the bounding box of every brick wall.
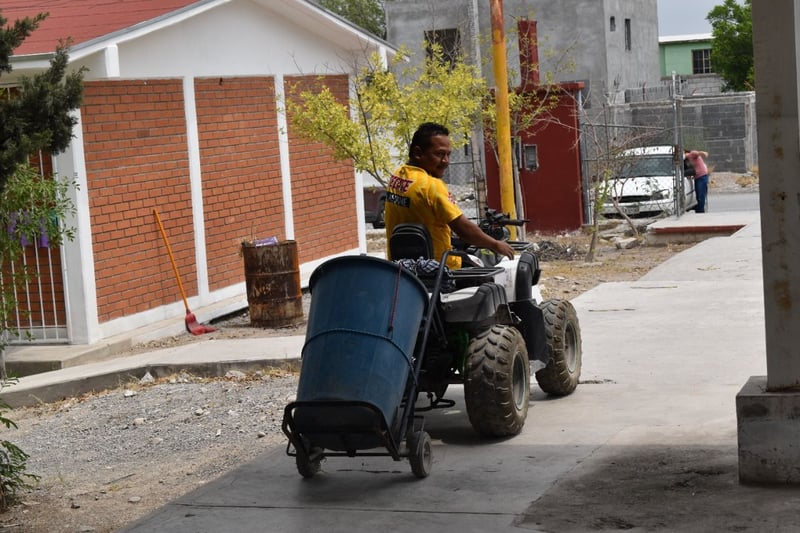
[81,79,192,322]
[194,77,284,291]
[284,75,358,262]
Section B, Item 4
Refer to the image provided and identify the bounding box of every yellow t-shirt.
[384,164,463,269]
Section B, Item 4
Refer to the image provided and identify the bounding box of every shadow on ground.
[517,445,800,532]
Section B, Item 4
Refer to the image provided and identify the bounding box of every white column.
[274,74,295,240]
[182,76,210,302]
[753,0,800,390]
[737,0,800,484]
[55,109,101,344]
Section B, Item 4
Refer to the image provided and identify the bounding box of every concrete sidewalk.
[9,209,790,532]
[1,335,305,408]
[112,210,787,533]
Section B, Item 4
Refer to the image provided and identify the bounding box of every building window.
[624,18,631,51]
[424,28,461,67]
[610,16,616,32]
[692,49,712,74]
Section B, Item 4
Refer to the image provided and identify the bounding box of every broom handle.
[153,208,190,312]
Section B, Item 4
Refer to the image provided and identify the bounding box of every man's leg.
[695,175,709,213]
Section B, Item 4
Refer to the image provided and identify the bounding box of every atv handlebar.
[482,207,528,227]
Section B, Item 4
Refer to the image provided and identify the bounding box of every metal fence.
[4,155,70,345]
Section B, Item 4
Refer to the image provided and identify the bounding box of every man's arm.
[449,215,515,260]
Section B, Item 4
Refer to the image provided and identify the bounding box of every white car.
[600,145,697,217]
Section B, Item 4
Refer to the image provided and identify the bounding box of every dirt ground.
[0,172,757,532]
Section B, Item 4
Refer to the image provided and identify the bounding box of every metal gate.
[3,153,69,345]
[4,245,68,344]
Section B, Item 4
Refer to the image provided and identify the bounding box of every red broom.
[153,208,216,335]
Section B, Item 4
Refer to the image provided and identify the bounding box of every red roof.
[0,0,200,56]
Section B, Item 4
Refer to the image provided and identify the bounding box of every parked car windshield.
[616,155,674,178]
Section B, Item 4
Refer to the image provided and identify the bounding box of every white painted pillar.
[753,0,800,390]
[55,110,101,344]
[274,74,296,241]
[737,0,800,484]
[182,76,211,302]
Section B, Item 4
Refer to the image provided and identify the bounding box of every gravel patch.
[1,370,299,532]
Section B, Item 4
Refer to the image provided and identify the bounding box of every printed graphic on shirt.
[387,191,410,208]
[388,174,412,193]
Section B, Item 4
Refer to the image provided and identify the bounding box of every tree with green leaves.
[285,45,486,187]
[1,12,84,193]
[317,0,386,39]
[708,0,753,92]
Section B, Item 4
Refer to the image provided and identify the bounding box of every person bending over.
[684,148,710,213]
[384,122,514,268]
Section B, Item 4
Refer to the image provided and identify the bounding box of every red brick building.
[2,0,392,345]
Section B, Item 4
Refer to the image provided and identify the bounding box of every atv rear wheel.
[464,325,530,437]
[535,299,582,396]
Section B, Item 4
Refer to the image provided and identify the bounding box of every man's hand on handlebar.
[449,214,515,262]
[492,240,515,260]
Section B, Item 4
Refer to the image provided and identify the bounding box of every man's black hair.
[409,122,449,159]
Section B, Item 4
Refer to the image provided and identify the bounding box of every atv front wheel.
[535,299,582,396]
[464,325,530,437]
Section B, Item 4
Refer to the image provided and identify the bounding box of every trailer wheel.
[295,441,324,478]
[535,299,582,396]
[464,325,530,437]
[408,430,432,478]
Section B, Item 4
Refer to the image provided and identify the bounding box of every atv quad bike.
[390,210,582,438]
[282,210,582,479]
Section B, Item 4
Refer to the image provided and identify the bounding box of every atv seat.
[389,223,504,290]
[389,223,433,261]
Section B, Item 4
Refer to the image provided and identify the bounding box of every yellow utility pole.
[489,0,517,238]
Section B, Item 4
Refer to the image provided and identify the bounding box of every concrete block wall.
[689,100,750,172]
[625,75,724,103]
[609,93,757,173]
[682,74,724,96]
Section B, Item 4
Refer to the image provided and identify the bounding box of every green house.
[659,33,713,77]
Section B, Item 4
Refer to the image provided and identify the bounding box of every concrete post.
[737,0,800,483]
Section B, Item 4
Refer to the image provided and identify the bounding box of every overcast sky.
[658,0,720,36]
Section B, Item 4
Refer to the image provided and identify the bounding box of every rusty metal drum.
[241,240,303,327]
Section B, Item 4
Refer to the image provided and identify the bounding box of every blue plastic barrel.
[294,255,428,450]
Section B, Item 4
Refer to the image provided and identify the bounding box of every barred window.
[692,49,712,74]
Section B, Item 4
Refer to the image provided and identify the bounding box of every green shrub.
[0,394,38,511]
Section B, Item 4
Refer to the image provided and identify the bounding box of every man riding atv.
[382,121,581,438]
[282,123,581,479]
[384,122,514,268]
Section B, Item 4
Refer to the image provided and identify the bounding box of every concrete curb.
[2,335,306,408]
